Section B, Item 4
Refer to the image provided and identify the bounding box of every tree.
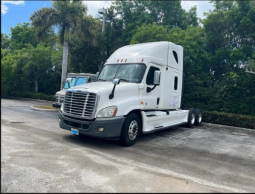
[10,23,38,50]
[30,0,88,90]
[130,23,169,44]
[111,0,199,44]
[245,58,255,74]
[203,0,255,82]
[22,44,52,93]
[1,33,11,49]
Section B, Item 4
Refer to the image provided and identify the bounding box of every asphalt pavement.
[1,98,255,193]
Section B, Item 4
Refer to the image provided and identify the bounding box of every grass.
[33,105,58,110]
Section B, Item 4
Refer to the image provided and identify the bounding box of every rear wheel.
[194,109,202,126]
[186,108,195,128]
[120,113,141,147]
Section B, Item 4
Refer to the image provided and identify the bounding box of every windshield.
[76,77,88,86]
[64,77,76,89]
[98,64,146,83]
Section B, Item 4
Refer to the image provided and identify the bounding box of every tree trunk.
[61,39,69,90]
[35,79,38,93]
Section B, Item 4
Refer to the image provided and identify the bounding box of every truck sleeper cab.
[58,41,202,146]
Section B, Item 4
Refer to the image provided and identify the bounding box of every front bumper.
[52,102,61,108]
[59,111,126,139]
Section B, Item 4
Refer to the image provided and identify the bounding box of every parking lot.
[1,98,255,192]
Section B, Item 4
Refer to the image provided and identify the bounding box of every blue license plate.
[71,128,79,135]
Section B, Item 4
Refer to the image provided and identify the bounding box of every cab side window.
[146,66,160,85]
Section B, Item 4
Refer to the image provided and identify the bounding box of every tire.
[194,108,202,126]
[120,113,141,147]
[186,108,195,128]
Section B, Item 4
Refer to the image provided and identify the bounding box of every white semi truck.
[58,41,202,146]
[53,73,97,108]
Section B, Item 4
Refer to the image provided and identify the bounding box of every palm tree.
[30,0,88,89]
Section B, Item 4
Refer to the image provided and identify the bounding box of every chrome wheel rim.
[191,113,195,124]
[198,113,202,123]
[128,120,138,140]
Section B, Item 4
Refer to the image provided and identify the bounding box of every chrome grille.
[63,91,97,117]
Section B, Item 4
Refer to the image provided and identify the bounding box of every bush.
[203,111,255,129]
[10,91,55,101]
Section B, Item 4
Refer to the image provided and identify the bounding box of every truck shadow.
[62,125,197,149]
[63,134,121,149]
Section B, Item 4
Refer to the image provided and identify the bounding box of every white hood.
[55,89,67,96]
[67,81,138,94]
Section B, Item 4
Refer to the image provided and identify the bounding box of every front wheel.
[120,113,141,147]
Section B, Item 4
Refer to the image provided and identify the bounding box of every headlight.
[59,95,65,103]
[60,103,64,112]
[97,106,117,118]
[55,95,59,102]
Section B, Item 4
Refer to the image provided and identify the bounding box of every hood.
[55,89,67,96]
[67,81,138,94]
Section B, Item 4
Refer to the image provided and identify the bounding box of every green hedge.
[203,111,255,129]
[10,91,55,101]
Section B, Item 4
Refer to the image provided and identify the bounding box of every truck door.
[141,64,161,109]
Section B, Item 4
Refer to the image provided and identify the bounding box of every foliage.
[1,33,11,49]
[130,23,169,44]
[22,44,52,92]
[111,0,199,44]
[203,111,255,129]
[1,0,255,123]
[11,91,55,101]
[245,57,255,74]
[30,0,90,89]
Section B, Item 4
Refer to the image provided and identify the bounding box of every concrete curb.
[201,122,254,131]
[30,106,59,112]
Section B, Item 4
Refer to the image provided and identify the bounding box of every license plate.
[71,128,79,135]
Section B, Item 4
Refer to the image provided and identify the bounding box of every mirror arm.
[147,84,158,93]
[109,84,117,99]
[109,79,121,99]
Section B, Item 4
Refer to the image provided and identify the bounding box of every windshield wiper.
[119,79,129,82]
[97,78,107,81]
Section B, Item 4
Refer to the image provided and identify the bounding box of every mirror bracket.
[109,79,120,99]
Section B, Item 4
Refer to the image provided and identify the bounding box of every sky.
[1,1,214,36]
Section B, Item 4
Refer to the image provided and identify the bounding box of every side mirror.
[113,78,120,85]
[66,78,72,88]
[153,70,161,85]
[66,78,72,83]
